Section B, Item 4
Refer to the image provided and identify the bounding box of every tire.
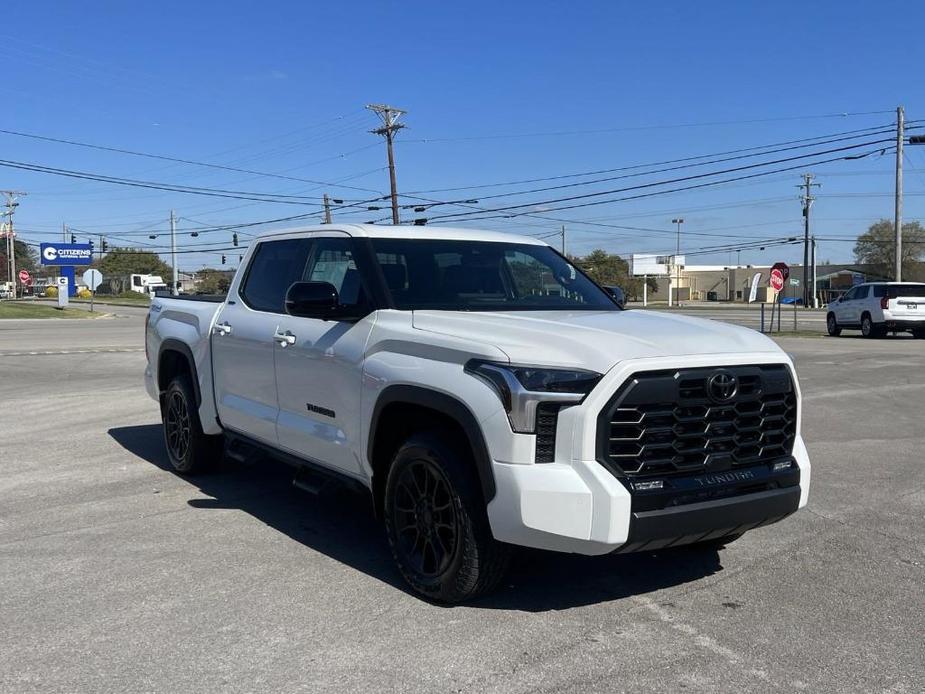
[861,313,883,339]
[383,432,510,603]
[826,313,841,336]
[161,374,223,474]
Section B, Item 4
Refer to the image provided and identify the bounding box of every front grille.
[534,403,560,463]
[597,365,797,477]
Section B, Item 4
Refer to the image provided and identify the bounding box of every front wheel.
[826,313,841,336]
[384,433,510,603]
[161,374,222,474]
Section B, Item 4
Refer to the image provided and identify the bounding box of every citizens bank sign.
[40,243,93,266]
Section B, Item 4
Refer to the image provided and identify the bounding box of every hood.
[411,309,782,373]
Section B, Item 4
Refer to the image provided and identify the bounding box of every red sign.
[769,268,785,292]
[18,269,31,284]
[770,262,790,281]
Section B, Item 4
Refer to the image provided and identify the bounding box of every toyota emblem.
[707,370,738,403]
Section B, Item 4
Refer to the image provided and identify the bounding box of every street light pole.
[672,218,684,306]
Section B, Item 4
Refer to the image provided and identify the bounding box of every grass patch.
[0,302,93,319]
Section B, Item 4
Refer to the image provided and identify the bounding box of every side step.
[292,466,330,496]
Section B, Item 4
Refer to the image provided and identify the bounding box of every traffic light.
[101,239,108,252]
[70,234,76,244]
[910,135,925,145]
[413,218,427,226]
[221,255,226,265]
[232,233,239,247]
[89,240,94,252]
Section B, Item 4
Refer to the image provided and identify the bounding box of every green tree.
[0,239,37,275]
[576,249,657,300]
[92,247,173,279]
[196,268,233,294]
[853,219,925,280]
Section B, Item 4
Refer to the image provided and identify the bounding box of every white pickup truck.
[145,224,810,602]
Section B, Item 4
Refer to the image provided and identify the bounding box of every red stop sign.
[769,268,784,292]
[18,269,31,283]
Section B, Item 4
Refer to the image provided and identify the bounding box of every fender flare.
[158,339,202,407]
[368,384,496,502]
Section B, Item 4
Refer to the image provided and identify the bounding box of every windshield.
[371,239,617,311]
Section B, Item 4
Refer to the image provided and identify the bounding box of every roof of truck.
[255,223,547,245]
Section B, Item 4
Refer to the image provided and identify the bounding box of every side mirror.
[605,286,626,309]
[285,281,340,319]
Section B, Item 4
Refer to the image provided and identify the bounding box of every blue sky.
[3,0,924,272]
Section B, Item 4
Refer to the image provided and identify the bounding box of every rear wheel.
[161,374,222,474]
[826,313,841,336]
[384,432,510,603]
[861,313,883,338]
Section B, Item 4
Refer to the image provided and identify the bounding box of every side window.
[843,287,859,301]
[872,285,885,298]
[304,238,369,307]
[855,286,869,300]
[240,239,312,313]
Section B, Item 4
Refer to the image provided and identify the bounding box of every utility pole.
[560,225,566,254]
[367,104,406,225]
[894,105,904,281]
[169,209,178,296]
[799,174,820,306]
[672,218,684,306]
[811,236,818,308]
[2,191,25,298]
[323,194,333,224]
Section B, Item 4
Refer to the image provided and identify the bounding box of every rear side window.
[240,239,312,313]
[881,284,925,299]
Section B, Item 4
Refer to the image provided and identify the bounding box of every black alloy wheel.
[390,459,459,578]
[161,374,222,474]
[165,389,192,462]
[383,433,510,603]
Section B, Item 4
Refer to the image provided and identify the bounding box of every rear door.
[211,237,312,445]
[273,235,377,477]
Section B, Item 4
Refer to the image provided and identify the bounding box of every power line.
[400,110,898,143]
[0,157,385,205]
[0,124,384,194]
[432,140,889,221]
[403,123,903,194]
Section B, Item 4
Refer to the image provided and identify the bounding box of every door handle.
[274,329,296,347]
[213,321,232,336]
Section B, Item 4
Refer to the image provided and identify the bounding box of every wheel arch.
[368,385,496,518]
[158,339,201,407]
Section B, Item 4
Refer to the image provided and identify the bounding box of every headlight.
[465,360,602,433]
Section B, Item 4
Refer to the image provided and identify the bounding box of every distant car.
[602,286,626,309]
[826,282,925,338]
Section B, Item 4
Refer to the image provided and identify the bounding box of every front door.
[274,236,375,477]
[212,237,312,445]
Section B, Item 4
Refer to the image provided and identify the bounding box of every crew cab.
[826,282,925,338]
[145,224,811,602]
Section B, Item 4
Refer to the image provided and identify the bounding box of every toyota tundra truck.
[145,224,810,602]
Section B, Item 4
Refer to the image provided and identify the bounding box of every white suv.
[827,282,925,338]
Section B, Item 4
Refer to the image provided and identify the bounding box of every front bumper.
[487,437,809,555]
[485,353,811,555]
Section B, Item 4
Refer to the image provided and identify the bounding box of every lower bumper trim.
[614,486,801,553]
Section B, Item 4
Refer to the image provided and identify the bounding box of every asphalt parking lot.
[1,309,922,693]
